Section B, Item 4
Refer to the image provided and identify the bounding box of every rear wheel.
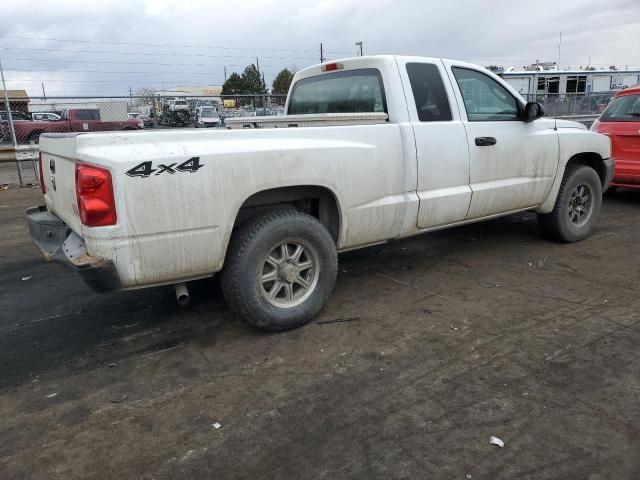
[221,208,338,331]
[538,164,602,242]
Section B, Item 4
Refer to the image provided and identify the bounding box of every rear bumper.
[611,157,640,187]
[26,206,121,292]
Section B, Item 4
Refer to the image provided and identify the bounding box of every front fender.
[536,130,611,214]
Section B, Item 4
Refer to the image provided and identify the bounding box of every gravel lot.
[0,161,38,187]
[1,187,640,479]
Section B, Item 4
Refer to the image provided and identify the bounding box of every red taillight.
[321,62,343,72]
[38,152,46,194]
[75,163,117,227]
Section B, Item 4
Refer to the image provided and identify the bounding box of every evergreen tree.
[241,64,266,94]
[271,68,294,95]
[221,72,245,95]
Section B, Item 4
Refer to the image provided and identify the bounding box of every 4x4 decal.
[125,157,204,178]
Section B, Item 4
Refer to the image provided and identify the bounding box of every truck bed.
[225,112,388,129]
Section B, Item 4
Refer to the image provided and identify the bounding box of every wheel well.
[565,152,607,186]
[27,130,44,141]
[234,186,341,243]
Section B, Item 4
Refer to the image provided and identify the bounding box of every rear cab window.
[75,110,101,121]
[406,63,452,122]
[600,95,640,122]
[288,68,387,115]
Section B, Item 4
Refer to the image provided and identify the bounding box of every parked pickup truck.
[13,108,143,144]
[28,55,613,331]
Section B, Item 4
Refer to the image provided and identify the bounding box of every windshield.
[200,108,217,116]
[600,94,640,122]
[288,68,386,115]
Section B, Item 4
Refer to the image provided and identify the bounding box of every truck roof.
[293,55,477,82]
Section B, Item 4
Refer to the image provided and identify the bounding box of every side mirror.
[523,102,545,122]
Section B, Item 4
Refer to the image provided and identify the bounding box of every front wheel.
[538,164,602,242]
[221,208,338,331]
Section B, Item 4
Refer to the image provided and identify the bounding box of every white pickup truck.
[28,55,613,331]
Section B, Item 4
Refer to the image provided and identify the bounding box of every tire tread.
[538,164,601,242]
[221,208,337,331]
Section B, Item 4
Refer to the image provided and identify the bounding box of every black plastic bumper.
[26,206,121,292]
[603,158,615,190]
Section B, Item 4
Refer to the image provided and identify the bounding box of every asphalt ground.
[1,187,640,479]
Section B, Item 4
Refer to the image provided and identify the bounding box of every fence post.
[0,57,23,186]
[263,94,267,116]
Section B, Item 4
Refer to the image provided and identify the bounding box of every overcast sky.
[1,0,639,96]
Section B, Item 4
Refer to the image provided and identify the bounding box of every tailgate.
[598,122,640,158]
[39,134,83,234]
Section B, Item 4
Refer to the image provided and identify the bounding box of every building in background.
[502,68,640,96]
[0,90,29,114]
[158,85,223,100]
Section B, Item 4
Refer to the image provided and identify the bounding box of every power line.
[0,35,356,57]
[0,34,322,53]
[4,76,280,83]
[0,46,318,62]
[3,67,275,74]
[2,57,292,68]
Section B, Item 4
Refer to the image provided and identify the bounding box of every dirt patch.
[2,187,640,479]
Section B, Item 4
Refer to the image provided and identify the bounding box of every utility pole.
[224,65,227,82]
[557,32,562,71]
[41,83,46,99]
[0,56,22,185]
[320,43,325,63]
[355,41,363,56]
[129,85,133,107]
[256,57,260,74]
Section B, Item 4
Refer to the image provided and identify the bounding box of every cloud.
[0,0,638,95]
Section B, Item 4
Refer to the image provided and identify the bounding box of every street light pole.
[355,41,363,56]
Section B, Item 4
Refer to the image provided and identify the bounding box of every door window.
[406,63,452,122]
[453,67,520,121]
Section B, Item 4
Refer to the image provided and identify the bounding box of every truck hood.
[539,118,588,130]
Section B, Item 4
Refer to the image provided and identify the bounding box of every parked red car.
[12,108,143,145]
[591,85,640,189]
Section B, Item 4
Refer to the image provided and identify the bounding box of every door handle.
[475,136,497,146]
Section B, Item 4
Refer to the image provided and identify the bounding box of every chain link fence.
[1,93,288,147]
[1,93,287,186]
[0,90,615,187]
[522,91,617,118]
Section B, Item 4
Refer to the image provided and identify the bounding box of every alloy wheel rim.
[259,240,320,308]
[568,183,594,227]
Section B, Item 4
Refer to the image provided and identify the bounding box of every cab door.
[444,62,558,219]
[398,60,472,229]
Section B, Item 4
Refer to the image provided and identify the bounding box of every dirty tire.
[221,208,338,331]
[538,164,602,242]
